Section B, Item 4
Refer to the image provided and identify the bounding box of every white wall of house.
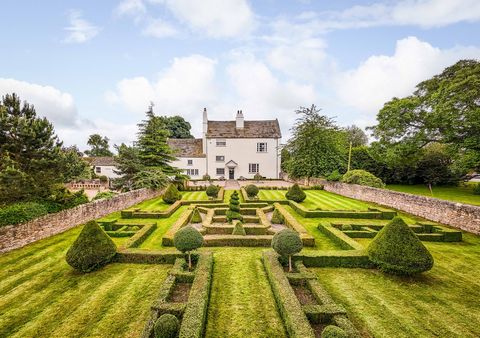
[94,165,121,179]
[171,157,207,179]
[205,137,281,179]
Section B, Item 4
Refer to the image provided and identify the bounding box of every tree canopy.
[84,134,113,157]
[159,115,193,139]
[345,125,368,147]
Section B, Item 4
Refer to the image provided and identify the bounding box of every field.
[387,184,480,206]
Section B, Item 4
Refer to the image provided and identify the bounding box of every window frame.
[187,159,193,166]
[216,168,225,175]
[216,155,225,162]
[256,142,268,153]
[248,163,259,174]
[216,139,227,147]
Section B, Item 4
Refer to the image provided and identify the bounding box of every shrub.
[65,221,117,272]
[232,221,246,236]
[173,225,203,270]
[206,185,220,199]
[321,325,347,338]
[128,226,140,231]
[326,170,343,182]
[473,183,480,195]
[254,173,263,181]
[272,229,303,272]
[0,202,48,227]
[98,175,108,183]
[310,184,324,190]
[92,191,117,201]
[190,207,202,223]
[245,184,259,198]
[226,191,243,222]
[271,208,285,224]
[202,174,211,181]
[163,183,182,204]
[367,217,434,275]
[285,184,306,203]
[341,224,353,231]
[341,169,385,188]
[154,314,179,338]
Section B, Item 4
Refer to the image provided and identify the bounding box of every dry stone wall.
[0,188,162,254]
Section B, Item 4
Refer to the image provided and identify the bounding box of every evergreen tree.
[84,134,113,157]
[226,191,243,222]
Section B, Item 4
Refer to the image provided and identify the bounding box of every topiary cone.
[232,221,246,236]
[190,207,202,223]
[66,221,117,273]
[367,217,434,275]
[285,183,306,203]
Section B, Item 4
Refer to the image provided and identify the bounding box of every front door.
[229,168,235,179]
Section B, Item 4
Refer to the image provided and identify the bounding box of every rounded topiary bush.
[154,313,179,338]
[245,184,259,198]
[272,228,303,272]
[321,325,347,338]
[163,183,182,204]
[341,169,385,188]
[270,208,285,224]
[285,183,306,203]
[206,184,220,199]
[174,225,203,270]
[367,217,434,275]
[66,221,117,273]
[341,224,353,231]
[190,207,202,223]
[232,221,246,236]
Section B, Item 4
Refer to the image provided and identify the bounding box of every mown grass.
[0,226,171,338]
[313,233,480,338]
[181,191,209,201]
[387,184,480,206]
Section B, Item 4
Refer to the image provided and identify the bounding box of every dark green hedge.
[0,202,48,227]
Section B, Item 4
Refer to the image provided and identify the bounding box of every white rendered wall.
[171,157,207,179]
[94,165,122,179]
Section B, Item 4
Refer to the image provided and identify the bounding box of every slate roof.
[206,120,281,139]
[84,157,118,166]
[167,138,206,158]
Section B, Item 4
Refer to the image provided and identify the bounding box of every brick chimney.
[236,110,244,129]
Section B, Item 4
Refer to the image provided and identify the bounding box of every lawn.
[181,191,209,201]
[387,184,480,206]
[0,227,171,338]
[312,233,480,337]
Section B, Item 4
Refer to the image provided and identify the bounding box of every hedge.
[296,250,373,269]
[119,223,157,250]
[316,223,366,251]
[0,201,49,227]
[162,209,193,246]
[114,250,182,264]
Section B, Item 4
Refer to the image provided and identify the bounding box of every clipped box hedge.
[119,223,157,250]
[162,208,193,246]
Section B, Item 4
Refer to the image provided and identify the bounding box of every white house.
[86,157,121,179]
[168,109,282,179]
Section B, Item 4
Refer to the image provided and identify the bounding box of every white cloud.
[142,18,178,38]
[336,36,480,114]
[0,78,79,126]
[64,10,100,43]
[115,0,146,18]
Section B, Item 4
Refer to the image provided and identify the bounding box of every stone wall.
[285,176,480,234]
[0,188,162,254]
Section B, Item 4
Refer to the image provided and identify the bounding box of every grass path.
[204,248,287,338]
[387,184,480,206]
[312,233,480,337]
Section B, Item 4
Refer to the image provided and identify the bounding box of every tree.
[84,134,113,157]
[113,143,143,190]
[345,125,368,147]
[159,115,194,139]
[272,229,303,272]
[284,105,348,180]
[173,225,203,270]
[416,143,455,186]
[60,146,91,182]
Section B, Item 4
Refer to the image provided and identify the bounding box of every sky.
[1,0,479,151]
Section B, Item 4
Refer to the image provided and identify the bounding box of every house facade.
[168,109,282,179]
[85,157,121,179]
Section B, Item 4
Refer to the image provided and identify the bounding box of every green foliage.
[350,146,384,178]
[245,184,259,198]
[159,115,194,139]
[321,325,347,338]
[272,228,303,271]
[113,143,143,190]
[0,202,48,227]
[154,314,180,338]
[345,125,368,147]
[45,186,89,212]
[253,173,263,180]
[367,217,434,275]
[132,168,169,190]
[163,183,182,204]
[341,224,353,231]
[284,105,348,178]
[326,170,343,182]
[173,225,203,253]
[98,175,108,183]
[473,183,480,195]
[202,174,211,181]
[416,143,455,185]
[271,208,285,224]
[342,170,385,188]
[65,221,117,273]
[190,208,202,223]
[93,191,117,201]
[226,191,243,222]
[232,221,246,236]
[206,185,220,199]
[285,184,307,202]
[84,134,113,157]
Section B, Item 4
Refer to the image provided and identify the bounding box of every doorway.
[229,168,235,179]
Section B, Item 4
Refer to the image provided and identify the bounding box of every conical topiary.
[226,191,243,222]
[271,208,285,224]
[163,183,182,204]
[367,217,434,275]
[232,221,246,236]
[66,221,117,273]
[190,207,202,223]
[285,183,306,203]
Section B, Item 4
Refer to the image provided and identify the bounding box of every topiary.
[367,217,434,275]
[341,224,353,231]
[341,169,385,188]
[254,173,263,181]
[66,221,117,272]
[190,207,202,223]
[173,225,203,270]
[232,221,246,236]
[128,226,140,231]
[245,184,259,198]
[226,191,243,222]
[206,185,220,199]
[285,183,306,203]
[326,170,343,182]
[163,183,182,204]
[270,208,285,224]
[272,228,303,272]
[321,325,347,338]
[154,313,179,338]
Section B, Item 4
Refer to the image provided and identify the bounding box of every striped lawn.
[0,227,171,338]
[181,191,209,201]
[313,233,480,337]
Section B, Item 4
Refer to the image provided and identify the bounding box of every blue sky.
[1,0,479,150]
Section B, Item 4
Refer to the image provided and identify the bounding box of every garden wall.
[0,188,162,253]
[285,176,480,234]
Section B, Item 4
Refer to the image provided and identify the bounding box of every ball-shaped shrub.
[66,221,117,273]
[245,184,259,198]
[341,169,385,188]
[154,314,179,338]
[173,225,203,270]
[285,183,306,203]
[272,229,303,272]
[163,183,182,204]
[367,217,434,275]
[206,185,220,199]
[232,221,246,236]
[321,325,347,338]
